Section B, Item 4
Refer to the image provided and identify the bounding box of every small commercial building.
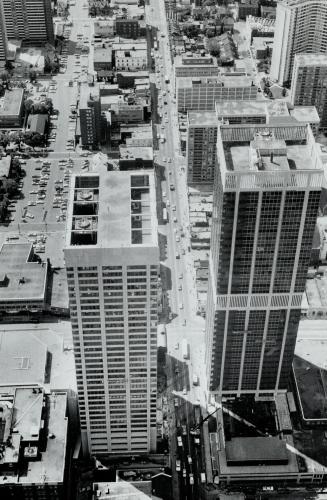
[0,243,48,314]
[0,88,24,128]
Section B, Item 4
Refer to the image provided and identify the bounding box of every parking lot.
[1,154,91,265]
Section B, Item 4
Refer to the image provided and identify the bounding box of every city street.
[146,1,207,498]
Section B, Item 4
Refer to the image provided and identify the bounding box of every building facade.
[271,0,327,85]
[290,53,327,130]
[205,122,323,397]
[1,0,54,45]
[177,76,258,112]
[0,1,8,68]
[64,170,159,456]
[186,111,217,184]
[79,87,102,149]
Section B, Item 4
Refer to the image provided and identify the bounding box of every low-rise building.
[0,386,68,500]
[116,17,146,39]
[94,19,115,38]
[117,70,149,88]
[93,45,112,72]
[119,145,153,169]
[238,0,259,19]
[26,114,48,135]
[0,88,24,128]
[0,243,48,315]
[0,155,12,177]
[115,47,147,71]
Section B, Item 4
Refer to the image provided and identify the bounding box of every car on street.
[176,460,181,472]
[175,398,179,408]
[189,473,194,485]
[179,303,183,309]
[182,468,186,478]
[183,387,187,395]
[170,184,174,191]
[177,436,182,447]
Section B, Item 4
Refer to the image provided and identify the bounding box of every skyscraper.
[1,0,54,45]
[271,0,327,85]
[64,170,159,456]
[0,1,8,68]
[205,121,323,397]
[290,53,327,130]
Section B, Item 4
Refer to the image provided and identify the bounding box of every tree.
[4,60,13,71]
[207,38,221,57]
[0,70,10,89]
[24,98,34,114]
[29,69,37,83]
[2,178,18,196]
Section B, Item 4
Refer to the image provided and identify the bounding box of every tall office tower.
[205,121,323,397]
[271,0,327,85]
[290,54,327,130]
[1,0,54,45]
[64,170,159,456]
[186,111,217,184]
[0,1,8,68]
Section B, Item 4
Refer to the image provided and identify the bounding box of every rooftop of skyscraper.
[188,111,217,127]
[177,74,256,89]
[219,125,323,175]
[65,169,157,248]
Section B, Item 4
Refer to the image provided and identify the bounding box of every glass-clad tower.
[206,123,324,396]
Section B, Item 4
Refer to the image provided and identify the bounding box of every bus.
[182,339,189,360]
[163,207,168,223]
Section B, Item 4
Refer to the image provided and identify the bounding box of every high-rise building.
[79,85,102,149]
[1,0,54,45]
[64,169,159,456]
[290,53,327,130]
[205,121,323,397]
[271,0,327,85]
[177,75,258,113]
[0,1,8,68]
[186,111,217,184]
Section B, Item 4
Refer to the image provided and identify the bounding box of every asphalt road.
[146,1,207,498]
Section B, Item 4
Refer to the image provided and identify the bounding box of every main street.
[146,1,207,498]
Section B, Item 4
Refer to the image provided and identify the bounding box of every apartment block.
[64,170,159,456]
[177,75,258,112]
[290,53,327,130]
[271,0,327,85]
[1,0,54,45]
[205,121,323,396]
